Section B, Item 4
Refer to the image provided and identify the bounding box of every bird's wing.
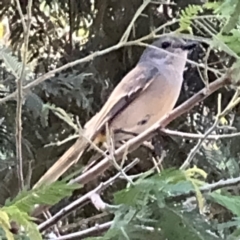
[85,63,160,134]
[34,63,160,188]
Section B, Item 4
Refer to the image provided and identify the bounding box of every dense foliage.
[1,0,240,239]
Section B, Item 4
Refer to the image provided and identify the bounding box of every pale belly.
[110,74,182,141]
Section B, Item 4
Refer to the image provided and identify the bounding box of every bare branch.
[180,93,223,170]
[14,0,26,32]
[160,129,240,140]
[120,0,151,42]
[15,0,33,191]
[181,86,240,170]
[170,175,240,201]
[90,193,108,211]
[47,221,112,240]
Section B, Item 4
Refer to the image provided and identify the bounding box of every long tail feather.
[33,137,89,188]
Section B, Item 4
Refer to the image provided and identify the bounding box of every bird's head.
[139,36,197,72]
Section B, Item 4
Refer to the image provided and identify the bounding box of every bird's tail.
[33,137,89,189]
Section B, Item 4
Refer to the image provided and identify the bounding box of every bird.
[34,36,196,188]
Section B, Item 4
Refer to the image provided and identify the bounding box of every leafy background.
[1,0,240,239]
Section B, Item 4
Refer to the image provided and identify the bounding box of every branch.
[120,0,151,42]
[15,0,26,32]
[170,175,240,201]
[200,176,240,192]
[37,159,139,231]
[90,193,108,211]
[15,0,33,191]
[160,129,240,140]
[180,93,223,170]
[48,221,112,240]
[48,220,158,240]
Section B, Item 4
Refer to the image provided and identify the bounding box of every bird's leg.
[153,126,169,158]
[152,134,163,158]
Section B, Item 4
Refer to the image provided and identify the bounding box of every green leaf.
[203,1,222,11]
[1,181,80,240]
[210,192,240,216]
[218,217,240,230]
[5,181,81,213]
[0,206,42,240]
[222,0,240,33]
[216,0,239,16]
[154,206,219,240]
[217,30,240,55]
[0,45,32,81]
[114,169,199,207]
[0,210,14,240]
[179,5,203,32]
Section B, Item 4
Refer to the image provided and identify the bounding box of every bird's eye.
[161,41,171,49]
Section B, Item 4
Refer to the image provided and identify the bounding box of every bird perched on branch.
[34,35,196,188]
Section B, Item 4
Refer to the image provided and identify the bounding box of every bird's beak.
[181,42,197,51]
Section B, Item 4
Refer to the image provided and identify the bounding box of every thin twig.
[151,156,161,174]
[203,46,211,87]
[170,175,240,201]
[180,94,223,170]
[15,0,26,32]
[43,211,61,237]
[48,221,112,240]
[105,123,134,185]
[120,0,151,42]
[160,129,240,140]
[90,193,108,211]
[49,220,158,240]
[44,134,79,147]
[200,18,218,35]
[15,0,33,191]
[76,118,108,159]
[220,87,240,116]
[60,212,108,233]
[200,177,240,193]
[180,86,240,170]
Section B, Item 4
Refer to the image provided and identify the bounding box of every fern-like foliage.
[91,168,221,240]
[179,2,221,33]
[5,181,81,213]
[179,5,204,33]
[203,1,222,11]
[0,181,81,240]
[86,168,240,240]
[41,71,96,110]
[179,1,240,58]
[0,46,33,82]
[0,46,47,122]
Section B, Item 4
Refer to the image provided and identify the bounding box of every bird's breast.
[110,70,183,142]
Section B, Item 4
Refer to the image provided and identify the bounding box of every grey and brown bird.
[34,36,196,188]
